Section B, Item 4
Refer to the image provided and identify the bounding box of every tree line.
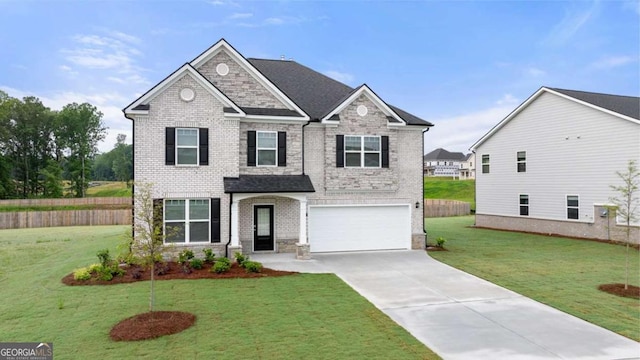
[0,90,132,199]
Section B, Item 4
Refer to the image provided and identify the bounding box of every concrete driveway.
[252,250,640,360]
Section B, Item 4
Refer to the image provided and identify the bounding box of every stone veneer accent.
[196,50,286,109]
[476,205,639,244]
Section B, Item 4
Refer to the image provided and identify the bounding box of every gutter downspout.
[422,127,431,245]
[123,112,135,242]
[471,149,476,226]
[225,192,233,258]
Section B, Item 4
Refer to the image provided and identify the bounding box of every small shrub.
[111,265,126,277]
[96,249,112,268]
[131,268,143,280]
[234,252,246,266]
[97,266,113,281]
[202,249,216,263]
[243,261,263,273]
[435,237,447,248]
[177,249,195,264]
[190,258,204,270]
[73,267,91,281]
[212,258,231,274]
[155,262,170,276]
[88,263,102,273]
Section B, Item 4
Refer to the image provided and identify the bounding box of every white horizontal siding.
[476,92,640,223]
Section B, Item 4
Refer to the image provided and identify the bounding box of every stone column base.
[412,233,426,250]
[296,243,310,260]
[227,245,243,260]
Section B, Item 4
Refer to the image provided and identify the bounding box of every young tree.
[130,182,166,312]
[609,160,640,290]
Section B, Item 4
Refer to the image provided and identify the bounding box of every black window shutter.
[277,131,286,167]
[165,128,175,165]
[199,128,209,165]
[381,136,389,168]
[152,199,163,239]
[247,131,256,166]
[211,198,221,243]
[336,135,344,168]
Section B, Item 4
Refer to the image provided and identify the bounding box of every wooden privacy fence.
[0,209,131,229]
[424,199,471,217]
[0,197,132,229]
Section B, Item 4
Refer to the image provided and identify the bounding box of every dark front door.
[254,205,274,251]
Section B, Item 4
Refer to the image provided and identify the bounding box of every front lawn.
[425,216,640,341]
[0,226,439,359]
[423,177,475,210]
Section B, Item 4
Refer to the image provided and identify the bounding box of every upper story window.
[517,151,526,173]
[247,131,286,167]
[345,135,380,167]
[567,195,579,219]
[519,194,529,216]
[257,131,277,166]
[481,154,490,173]
[177,129,199,165]
[165,127,209,166]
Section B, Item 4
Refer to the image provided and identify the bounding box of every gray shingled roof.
[423,148,467,161]
[249,58,433,126]
[224,175,315,193]
[550,88,639,120]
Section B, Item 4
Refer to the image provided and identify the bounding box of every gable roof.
[471,86,640,150]
[424,148,466,161]
[249,58,433,126]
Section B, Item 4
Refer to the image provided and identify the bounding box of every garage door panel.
[309,205,410,252]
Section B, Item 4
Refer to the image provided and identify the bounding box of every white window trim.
[566,195,579,220]
[344,135,381,168]
[517,151,526,173]
[481,154,490,174]
[164,198,210,244]
[256,131,278,167]
[176,128,199,166]
[519,194,529,216]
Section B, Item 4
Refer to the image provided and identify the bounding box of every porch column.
[299,199,307,244]
[230,200,239,247]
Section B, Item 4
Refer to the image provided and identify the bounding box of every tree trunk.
[150,261,155,312]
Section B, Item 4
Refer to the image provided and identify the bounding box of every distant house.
[459,153,475,180]
[470,87,640,243]
[423,148,467,177]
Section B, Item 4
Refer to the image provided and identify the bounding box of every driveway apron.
[253,251,640,360]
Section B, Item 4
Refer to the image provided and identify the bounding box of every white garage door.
[308,205,411,253]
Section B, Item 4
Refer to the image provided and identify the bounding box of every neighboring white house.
[470,87,640,243]
[123,39,433,259]
[459,153,475,180]
[423,148,467,177]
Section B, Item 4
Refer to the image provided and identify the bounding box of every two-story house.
[459,153,475,179]
[471,87,639,243]
[123,39,433,259]
[423,148,466,177]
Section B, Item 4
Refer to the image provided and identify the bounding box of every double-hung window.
[345,135,380,167]
[481,154,490,174]
[165,127,208,166]
[517,151,526,173]
[176,129,199,165]
[164,199,210,243]
[257,131,277,166]
[567,195,579,220]
[519,194,529,216]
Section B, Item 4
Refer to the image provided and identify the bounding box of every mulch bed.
[61,261,297,286]
[110,311,196,341]
[598,283,640,299]
[426,246,447,251]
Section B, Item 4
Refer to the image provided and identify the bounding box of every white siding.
[476,92,640,223]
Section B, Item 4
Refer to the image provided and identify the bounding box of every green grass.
[86,181,131,197]
[425,216,640,341]
[423,177,475,210]
[0,226,439,360]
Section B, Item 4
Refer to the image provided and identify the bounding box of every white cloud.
[543,1,598,46]
[423,97,519,153]
[590,55,636,69]
[525,67,546,77]
[323,70,355,84]
[229,13,253,19]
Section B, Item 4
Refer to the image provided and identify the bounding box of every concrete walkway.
[252,250,640,360]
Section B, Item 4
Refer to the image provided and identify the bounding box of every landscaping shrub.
[202,249,216,263]
[155,262,169,276]
[243,261,263,273]
[190,258,204,270]
[131,268,143,280]
[177,249,195,264]
[436,237,447,248]
[97,266,114,281]
[88,263,102,273]
[212,257,231,274]
[234,252,247,266]
[73,267,91,281]
[96,249,113,268]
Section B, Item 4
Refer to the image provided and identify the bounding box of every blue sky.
[1,0,638,154]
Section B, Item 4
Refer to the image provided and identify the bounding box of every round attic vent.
[180,88,195,102]
[216,63,229,76]
[357,105,368,116]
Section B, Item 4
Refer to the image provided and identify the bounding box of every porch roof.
[223,175,315,194]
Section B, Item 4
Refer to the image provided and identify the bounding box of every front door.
[254,205,274,251]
